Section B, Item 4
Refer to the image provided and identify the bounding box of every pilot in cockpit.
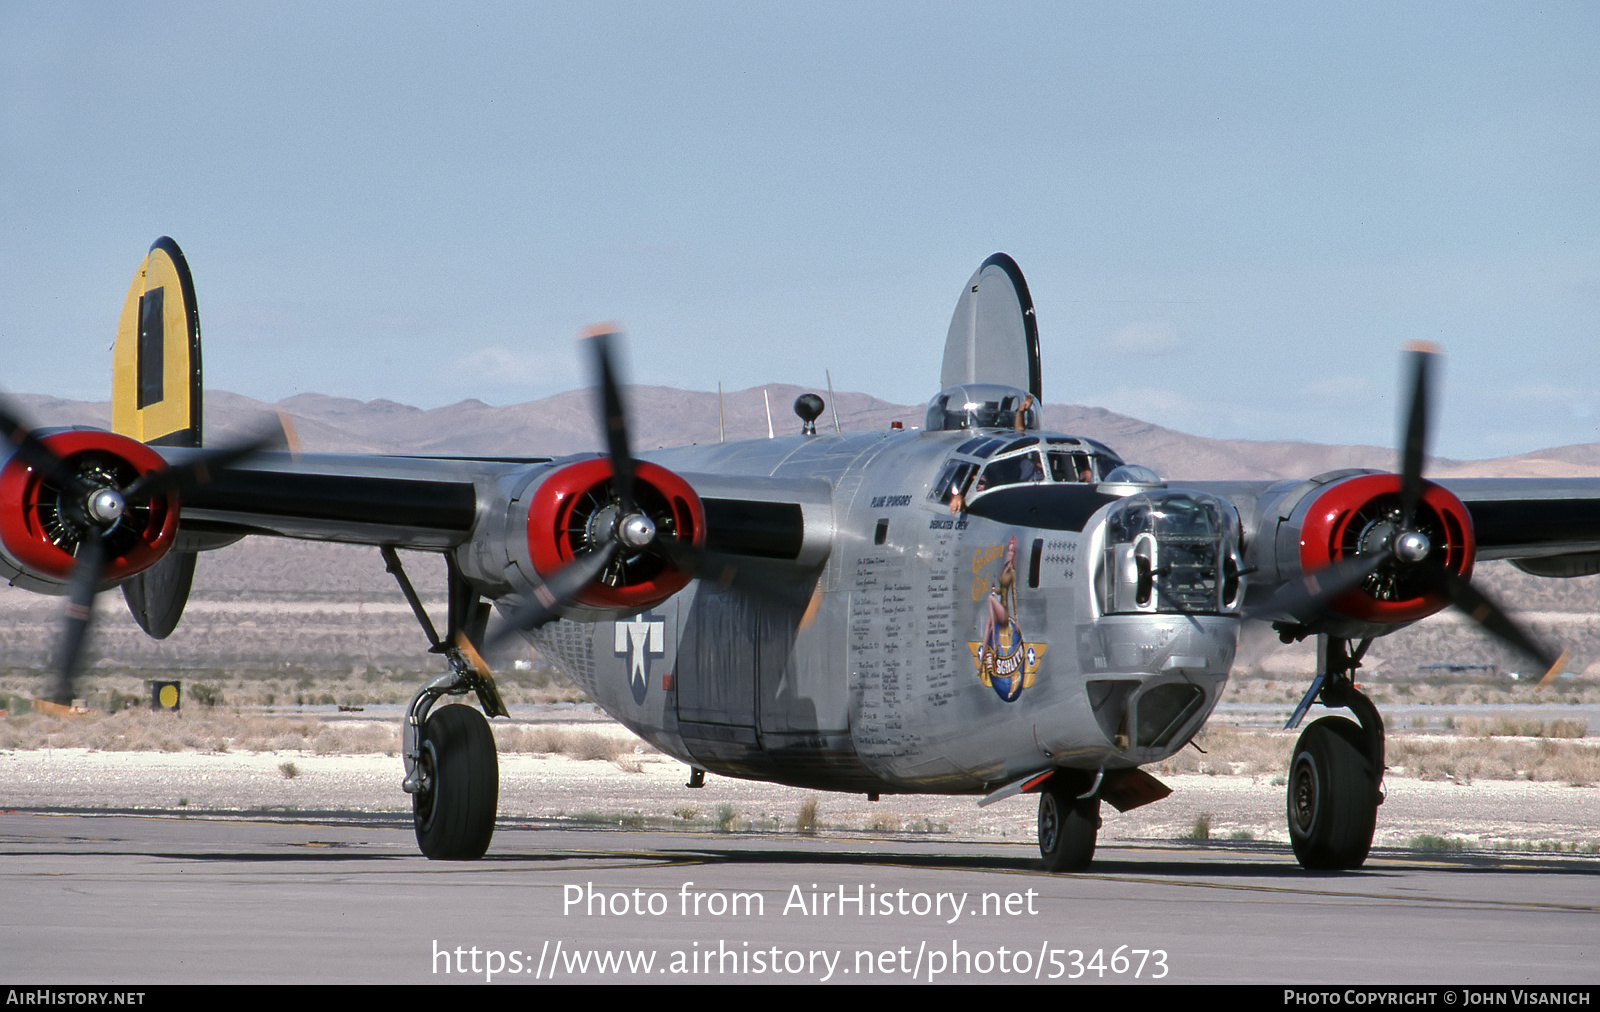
[1016,450,1043,483]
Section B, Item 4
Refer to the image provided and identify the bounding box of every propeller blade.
[1245,549,1394,622]
[122,430,280,501]
[1435,569,1566,684]
[1398,341,1438,530]
[585,325,636,517]
[648,533,703,575]
[484,536,621,650]
[51,533,109,704]
[0,402,92,498]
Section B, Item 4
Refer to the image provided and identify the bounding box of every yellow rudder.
[112,237,202,640]
[112,237,202,448]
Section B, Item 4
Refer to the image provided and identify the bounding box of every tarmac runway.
[2,808,1596,985]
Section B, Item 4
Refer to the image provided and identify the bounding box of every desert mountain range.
[15,386,1600,482]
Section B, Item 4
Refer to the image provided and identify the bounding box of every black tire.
[414,704,499,860]
[1038,781,1100,872]
[1286,716,1377,871]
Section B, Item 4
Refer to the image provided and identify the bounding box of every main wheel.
[413,704,499,860]
[1038,780,1100,872]
[1286,716,1377,870]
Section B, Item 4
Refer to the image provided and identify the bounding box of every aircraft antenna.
[825,369,841,433]
[718,382,725,443]
[764,388,774,438]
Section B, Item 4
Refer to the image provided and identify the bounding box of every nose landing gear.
[1037,771,1102,872]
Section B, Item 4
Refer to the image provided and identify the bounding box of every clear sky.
[3,2,1597,461]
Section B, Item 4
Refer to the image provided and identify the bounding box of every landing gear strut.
[384,546,507,860]
[1037,771,1101,872]
[1284,635,1384,870]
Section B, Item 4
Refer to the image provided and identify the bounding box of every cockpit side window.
[956,436,1006,458]
[1048,450,1095,482]
[929,460,978,505]
[971,438,1004,458]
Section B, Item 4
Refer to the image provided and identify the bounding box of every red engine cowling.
[1294,473,1475,624]
[0,431,178,590]
[524,457,705,611]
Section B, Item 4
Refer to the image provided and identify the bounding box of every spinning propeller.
[1252,344,1566,685]
[0,401,278,705]
[487,327,704,646]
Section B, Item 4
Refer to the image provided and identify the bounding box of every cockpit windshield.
[1100,492,1242,615]
[931,434,1122,509]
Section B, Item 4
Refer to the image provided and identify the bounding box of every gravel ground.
[4,739,1597,851]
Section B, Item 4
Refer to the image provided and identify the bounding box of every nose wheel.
[1037,775,1101,872]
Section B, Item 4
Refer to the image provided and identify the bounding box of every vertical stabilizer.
[939,253,1042,400]
[112,237,202,448]
[113,237,200,639]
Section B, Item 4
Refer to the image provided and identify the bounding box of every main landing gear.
[1284,636,1384,870]
[383,547,507,860]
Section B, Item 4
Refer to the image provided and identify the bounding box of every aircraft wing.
[1439,477,1600,563]
[165,449,528,550]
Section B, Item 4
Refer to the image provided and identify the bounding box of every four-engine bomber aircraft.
[1,240,1590,870]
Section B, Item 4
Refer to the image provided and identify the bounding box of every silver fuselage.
[528,426,1240,795]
